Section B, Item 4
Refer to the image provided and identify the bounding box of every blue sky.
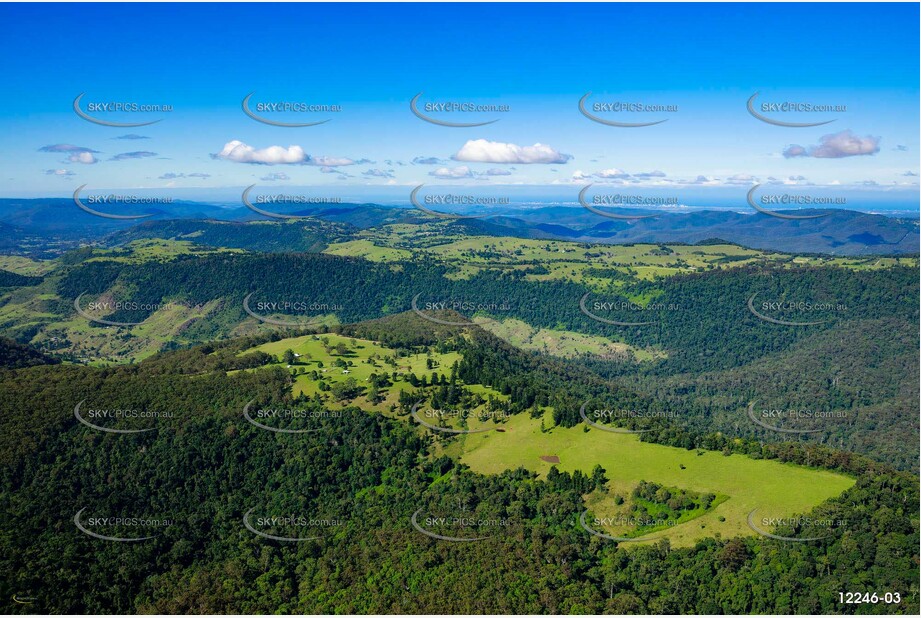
[0,2,918,210]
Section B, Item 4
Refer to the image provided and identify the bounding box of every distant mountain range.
[1,197,918,256]
[462,207,920,255]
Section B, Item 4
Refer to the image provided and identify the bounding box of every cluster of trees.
[629,480,718,527]
[0,336,59,369]
[0,269,42,287]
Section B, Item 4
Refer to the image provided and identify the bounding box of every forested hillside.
[0,324,916,614]
[106,219,352,253]
[20,251,913,470]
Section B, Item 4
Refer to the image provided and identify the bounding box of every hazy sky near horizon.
[0,2,918,203]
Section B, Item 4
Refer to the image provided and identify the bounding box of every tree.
[331,377,362,401]
[718,538,749,572]
[591,464,609,491]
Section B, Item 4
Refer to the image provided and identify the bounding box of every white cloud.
[362,168,394,178]
[110,151,157,161]
[686,175,720,186]
[311,156,357,167]
[429,165,474,178]
[39,144,97,153]
[67,151,98,164]
[724,173,757,185]
[595,168,630,179]
[44,168,75,177]
[260,172,290,181]
[453,139,571,164]
[633,170,666,179]
[39,144,99,164]
[213,141,366,167]
[215,140,308,165]
[160,172,212,180]
[782,145,808,158]
[783,130,880,159]
[412,156,445,165]
[484,168,511,176]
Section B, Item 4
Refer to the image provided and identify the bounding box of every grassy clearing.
[451,411,854,547]
[243,333,466,411]
[84,239,243,263]
[323,239,414,262]
[473,317,665,361]
[31,298,224,364]
[0,256,56,276]
[241,333,855,548]
[326,228,917,286]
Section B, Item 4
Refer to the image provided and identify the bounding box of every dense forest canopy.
[1,317,917,614]
[0,219,917,614]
